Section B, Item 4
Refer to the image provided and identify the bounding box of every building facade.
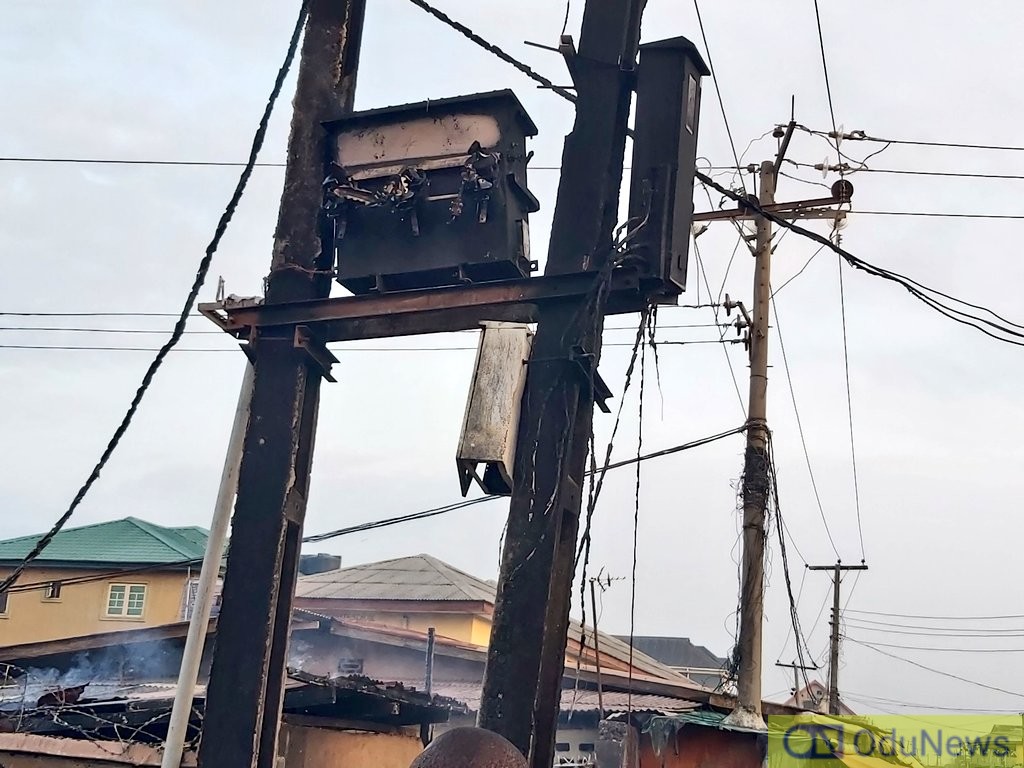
[0,517,212,645]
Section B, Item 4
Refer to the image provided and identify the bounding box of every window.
[579,744,595,753]
[44,581,62,600]
[0,591,8,616]
[555,743,570,753]
[106,584,146,617]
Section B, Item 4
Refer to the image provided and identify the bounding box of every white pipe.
[161,362,255,768]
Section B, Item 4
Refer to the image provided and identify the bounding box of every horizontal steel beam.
[200,271,655,342]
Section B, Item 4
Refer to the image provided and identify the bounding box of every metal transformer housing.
[323,90,541,295]
[627,37,710,298]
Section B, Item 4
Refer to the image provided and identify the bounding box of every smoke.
[0,640,185,711]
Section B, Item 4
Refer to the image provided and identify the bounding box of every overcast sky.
[3,0,1024,716]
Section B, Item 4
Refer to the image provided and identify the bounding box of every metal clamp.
[294,325,339,383]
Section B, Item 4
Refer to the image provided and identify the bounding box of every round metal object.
[831,179,854,201]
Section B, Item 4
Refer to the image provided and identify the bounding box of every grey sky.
[3,0,1024,715]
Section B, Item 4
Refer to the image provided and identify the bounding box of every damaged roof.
[0,517,209,567]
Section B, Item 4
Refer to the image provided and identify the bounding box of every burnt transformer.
[322,90,541,295]
[627,37,710,297]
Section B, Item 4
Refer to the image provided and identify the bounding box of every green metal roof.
[0,517,209,567]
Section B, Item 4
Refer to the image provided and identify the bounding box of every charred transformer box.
[322,90,540,295]
[627,37,710,297]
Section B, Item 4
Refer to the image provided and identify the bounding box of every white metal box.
[456,322,533,496]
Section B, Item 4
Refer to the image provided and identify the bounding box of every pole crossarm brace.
[200,271,658,342]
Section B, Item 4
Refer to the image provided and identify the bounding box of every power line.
[848,637,1024,699]
[691,0,747,192]
[0,338,735,353]
[696,170,1024,349]
[3,424,749,593]
[846,637,1024,653]
[842,692,1015,714]
[811,0,842,174]
[768,433,817,690]
[811,128,1024,153]
[789,160,1024,182]
[0,157,285,168]
[0,156,599,173]
[404,0,577,104]
[0,322,729,335]
[692,236,746,413]
[836,256,866,561]
[844,623,1024,638]
[770,296,840,559]
[0,326,224,335]
[846,615,1024,632]
[0,311,192,318]
[847,608,1024,621]
[851,210,1024,220]
[0,0,310,595]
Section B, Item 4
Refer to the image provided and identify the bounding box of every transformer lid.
[323,88,539,138]
[639,36,710,76]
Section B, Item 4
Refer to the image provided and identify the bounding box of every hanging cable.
[835,254,866,561]
[770,294,841,558]
[0,0,310,595]
[811,0,843,179]
[404,0,577,104]
[692,0,747,192]
[696,170,1024,348]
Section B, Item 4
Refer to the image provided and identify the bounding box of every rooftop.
[296,553,497,603]
[0,517,209,568]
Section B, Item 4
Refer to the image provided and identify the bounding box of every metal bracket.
[570,344,612,414]
[294,325,339,383]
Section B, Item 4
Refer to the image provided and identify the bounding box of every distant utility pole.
[477,0,643,765]
[809,562,868,715]
[775,660,818,709]
[198,3,366,767]
[692,116,853,730]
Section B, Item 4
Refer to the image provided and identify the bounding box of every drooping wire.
[692,0,747,193]
[627,316,649,714]
[811,0,843,177]
[0,0,310,594]
[770,294,841,558]
[804,128,1024,154]
[695,170,1024,348]
[767,432,818,691]
[848,638,1024,698]
[692,237,746,413]
[836,251,866,561]
[405,0,577,104]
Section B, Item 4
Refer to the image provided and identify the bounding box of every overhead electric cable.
[0,0,310,594]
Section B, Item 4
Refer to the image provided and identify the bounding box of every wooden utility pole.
[198,3,365,767]
[725,160,776,730]
[477,1,644,765]
[809,562,868,715]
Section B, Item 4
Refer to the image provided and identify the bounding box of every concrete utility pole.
[809,562,868,715]
[198,3,366,767]
[477,1,644,765]
[775,660,817,709]
[725,160,776,730]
